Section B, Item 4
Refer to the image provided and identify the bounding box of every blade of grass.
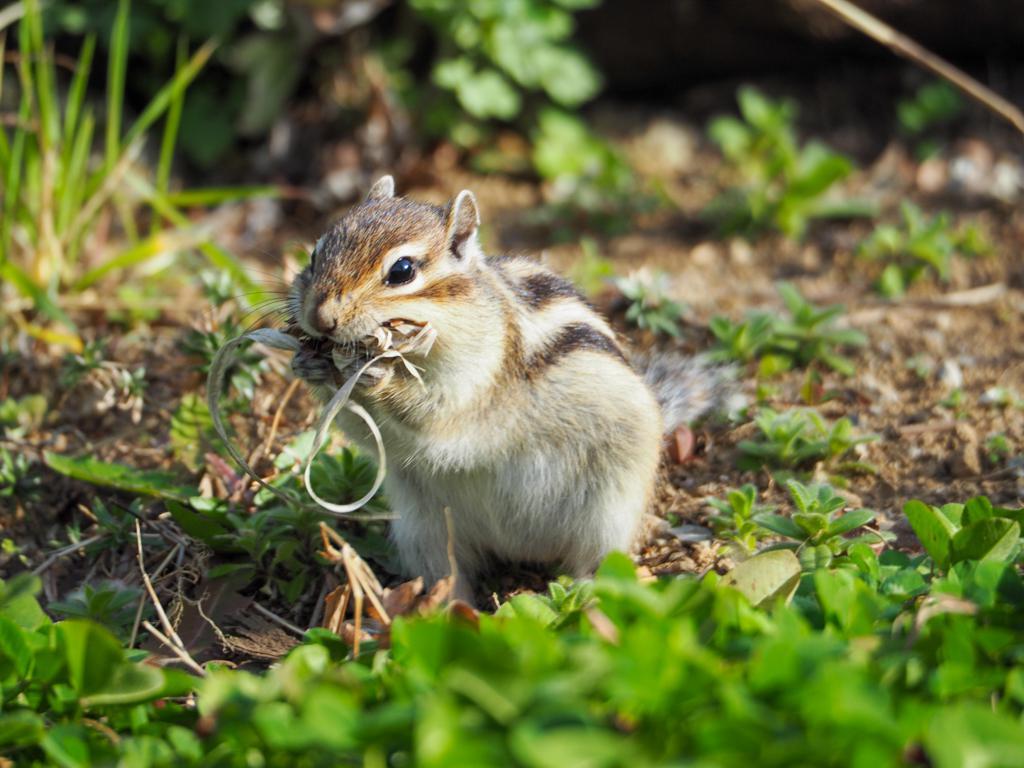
[156,36,187,195]
[165,185,280,207]
[57,110,94,234]
[74,225,211,290]
[114,190,139,244]
[66,137,143,250]
[104,0,129,173]
[127,172,265,305]
[61,34,96,165]
[0,32,9,168]
[152,35,187,234]
[0,260,76,329]
[24,0,57,149]
[25,0,63,289]
[82,38,215,207]
[2,32,33,261]
[121,38,216,150]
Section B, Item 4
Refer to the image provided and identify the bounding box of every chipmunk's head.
[290,175,483,346]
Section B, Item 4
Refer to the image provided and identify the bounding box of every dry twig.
[252,602,305,638]
[135,521,205,675]
[809,0,1024,136]
[32,535,104,576]
[142,621,206,677]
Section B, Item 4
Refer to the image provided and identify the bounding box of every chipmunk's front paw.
[291,348,337,386]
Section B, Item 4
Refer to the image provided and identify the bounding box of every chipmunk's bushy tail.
[635,352,740,435]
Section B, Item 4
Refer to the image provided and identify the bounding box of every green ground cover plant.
[611,270,685,337]
[859,202,991,297]
[706,86,873,238]
[3,491,1024,766]
[708,282,866,376]
[737,407,876,473]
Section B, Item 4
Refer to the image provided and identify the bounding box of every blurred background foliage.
[41,0,608,172]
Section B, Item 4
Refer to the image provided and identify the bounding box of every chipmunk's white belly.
[380,421,659,580]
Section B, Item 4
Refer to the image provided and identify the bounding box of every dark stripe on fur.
[520,272,582,309]
[526,323,623,377]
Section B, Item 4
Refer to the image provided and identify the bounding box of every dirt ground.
[2,85,1022,649]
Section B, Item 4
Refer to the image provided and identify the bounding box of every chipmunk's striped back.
[483,255,625,384]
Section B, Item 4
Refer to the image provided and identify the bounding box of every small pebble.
[938,359,964,389]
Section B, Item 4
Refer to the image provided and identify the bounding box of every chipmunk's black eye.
[386,256,416,286]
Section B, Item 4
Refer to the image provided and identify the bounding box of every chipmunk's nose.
[310,303,338,337]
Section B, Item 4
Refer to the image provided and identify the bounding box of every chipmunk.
[289,176,729,597]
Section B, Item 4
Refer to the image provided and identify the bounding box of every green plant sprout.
[706,86,872,238]
[181,316,270,402]
[530,109,655,238]
[612,270,685,337]
[0,447,43,502]
[48,581,146,642]
[905,496,1022,571]
[980,386,1024,409]
[708,282,866,376]
[858,202,991,298]
[984,434,1013,465]
[738,407,876,472]
[752,479,879,569]
[898,80,963,158]
[568,238,615,297]
[706,484,776,553]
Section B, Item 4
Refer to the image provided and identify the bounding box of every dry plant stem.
[256,377,301,462]
[66,139,144,247]
[809,0,1024,136]
[134,521,189,654]
[307,578,331,630]
[319,523,391,658]
[251,602,305,637]
[142,621,206,677]
[129,543,182,648]
[31,535,103,575]
[0,2,26,33]
[443,506,458,586]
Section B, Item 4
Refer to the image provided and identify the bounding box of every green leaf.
[0,711,46,750]
[82,661,167,707]
[457,68,521,119]
[41,723,91,768]
[720,549,801,607]
[510,725,626,768]
[962,496,995,525]
[0,573,49,630]
[827,508,875,537]
[0,616,33,677]
[59,620,124,696]
[166,500,231,546]
[498,595,559,627]
[951,518,1020,565]
[905,499,957,570]
[924,704,1024,768]
[595,551,636,581]
[752,513,805,540]
[45,452,197,501]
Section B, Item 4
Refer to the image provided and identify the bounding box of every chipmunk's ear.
[445,190,481,263]
[365,175,395,201]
